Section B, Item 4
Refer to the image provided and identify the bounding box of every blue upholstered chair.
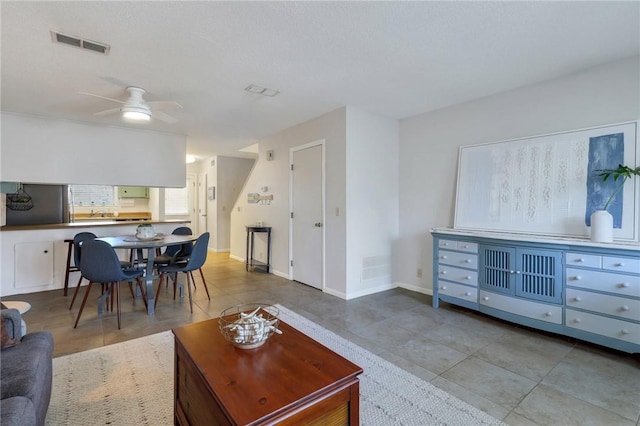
[68,232,132,310]
[155,232,210,312]
[73,240,145,329]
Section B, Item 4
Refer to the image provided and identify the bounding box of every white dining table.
[96,233,197,315]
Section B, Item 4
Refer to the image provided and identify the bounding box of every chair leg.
[192,269,210,300]
[73,281,94,328]
[136,276,148,310]
[128,282,136,300]
[69,275,84,310]
[155,273,165,309]
[115,282,121,330]
[172,273,178,300]
[186,272,193,313]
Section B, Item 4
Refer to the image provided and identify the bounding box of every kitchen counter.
[1,219,189,232]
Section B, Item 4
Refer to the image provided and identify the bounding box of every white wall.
[396,56,640,294]
[230,108,347,292]
[1,112,186,187]
[214,156,255,251]
[345,107,399,299]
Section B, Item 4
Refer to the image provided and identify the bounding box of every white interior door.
[290,142,324,289]
[198,173,207,235]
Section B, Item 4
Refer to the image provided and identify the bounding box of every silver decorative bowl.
[218,304,281,349]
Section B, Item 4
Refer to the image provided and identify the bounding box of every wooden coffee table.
[172,316,363,425]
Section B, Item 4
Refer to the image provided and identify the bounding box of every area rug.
[47,304,505,425]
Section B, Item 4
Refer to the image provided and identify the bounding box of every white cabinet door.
[14,241,54,288]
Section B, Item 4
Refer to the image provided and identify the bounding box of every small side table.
[2,301,31,335]
[245,226,272,273]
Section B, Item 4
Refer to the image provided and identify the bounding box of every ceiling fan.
[79,86,182,123]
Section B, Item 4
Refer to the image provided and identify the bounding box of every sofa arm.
[1,309,22,340]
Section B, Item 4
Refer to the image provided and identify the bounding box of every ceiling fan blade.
[152,110,179,124]
[148,101,183,109]
[78,91,125,104]
[93,108,121,117]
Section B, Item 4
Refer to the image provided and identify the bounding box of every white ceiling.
[1,1,638,160]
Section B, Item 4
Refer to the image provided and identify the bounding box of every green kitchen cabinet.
[117,186,149,198]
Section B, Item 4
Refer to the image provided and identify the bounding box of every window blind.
[165,187,189,215]
[69,185,115,207]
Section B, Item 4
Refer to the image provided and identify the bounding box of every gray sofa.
[1,308,53,426]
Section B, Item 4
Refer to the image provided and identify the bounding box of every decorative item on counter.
[591,164,640,242]
[219,304,281,349]
[135,223,156,240]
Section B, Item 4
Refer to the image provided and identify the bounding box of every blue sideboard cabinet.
[431,228,640,354]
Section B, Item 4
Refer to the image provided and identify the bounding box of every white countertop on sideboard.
[431,227,640,251]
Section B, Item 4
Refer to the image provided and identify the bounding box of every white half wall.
[396,56,640,293]
[1,112,186,187]
[345,107,399,299]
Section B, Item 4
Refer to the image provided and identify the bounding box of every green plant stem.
[603,180,625,211]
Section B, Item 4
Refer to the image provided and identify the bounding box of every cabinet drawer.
[602,256,640,274]
[438,239,477,253]
[566,289,640,321]
[566,309,640,345]
[479,290,562,324]
[437,265,477,286]
[566,268,640,297]
[456,242,478,253]
[437,281,477,303]
[565,252,601,269]
[438,250,477,269]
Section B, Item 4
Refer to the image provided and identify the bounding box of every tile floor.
[3,252,639,425]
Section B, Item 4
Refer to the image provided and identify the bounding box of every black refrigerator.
[5,184,69,225]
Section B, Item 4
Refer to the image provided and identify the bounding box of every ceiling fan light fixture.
[122,110,151,121]
[120,105,151,121]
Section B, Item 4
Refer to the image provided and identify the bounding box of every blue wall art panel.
[585,133,624,228]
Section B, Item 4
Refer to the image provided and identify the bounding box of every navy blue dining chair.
[69,232,133,310]
[73,240,145,330]
[154,226,207,295]
[155,232,210,313]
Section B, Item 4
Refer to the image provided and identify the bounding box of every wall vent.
[50,31,110,55]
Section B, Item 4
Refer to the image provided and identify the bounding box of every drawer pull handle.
[465,292,472,296]
[466,275,472,280]
[574,297,581,302]
[621,329,630,335]
[615,263,625,267]
[621,306,630,311]
[441,255,448,259]
[461,245,468,248]
[545,312,553,317]
[574,276,582,281]
[440,286,447,290]
[440,270,447,275]
[515,270,521,274]
[443,242,450,246]
[465,259,471,263]
[620,283,630,288]
[482,296,489,301]
[573,318,581,324]
[509,270,515,274]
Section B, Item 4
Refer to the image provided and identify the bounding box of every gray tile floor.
[4,252,639,425]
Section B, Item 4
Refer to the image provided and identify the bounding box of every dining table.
[96,233,197,315]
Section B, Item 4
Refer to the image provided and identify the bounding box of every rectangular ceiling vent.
[50,31,110,55]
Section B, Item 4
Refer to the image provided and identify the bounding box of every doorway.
[289,140,325,289]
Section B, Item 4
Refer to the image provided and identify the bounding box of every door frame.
[289,139,326,289]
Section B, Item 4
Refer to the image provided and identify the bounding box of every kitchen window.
[69,185,115,207]
[165,186,189,215]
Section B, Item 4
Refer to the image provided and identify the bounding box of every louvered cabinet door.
[479,245,515,296]
[515,248,563,304]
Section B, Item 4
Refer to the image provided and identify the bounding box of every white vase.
[590,210,613,242]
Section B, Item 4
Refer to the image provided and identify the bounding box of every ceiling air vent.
[50,31,110,55]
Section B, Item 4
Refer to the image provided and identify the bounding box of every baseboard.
[395,281,433,296]
[214,248,230,253]
[322,287,347,300]
[229,254,244,262]
[345,282,397,300]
